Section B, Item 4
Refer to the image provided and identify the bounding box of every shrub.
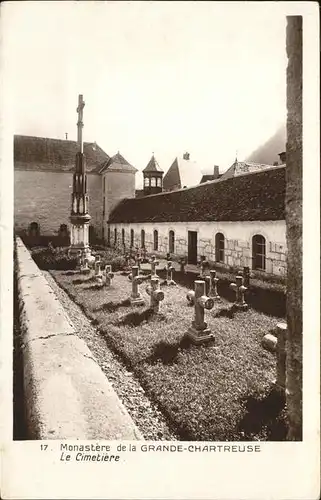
[31,246,77,270]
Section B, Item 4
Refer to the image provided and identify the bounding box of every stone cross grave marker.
[208,270,220,299]
[229,275,248,310]
[141,247,147,262]
[179,257,187,273]
[242,266,250,288]
[185,280,215,344]
[104,264,114,287]
[81,258,91,275]
[146,277,165,313]
[149,255,159,277]
[129,265,145,306]
[164,260,177,286]
[94,259,102,277]
[76,250,83,270]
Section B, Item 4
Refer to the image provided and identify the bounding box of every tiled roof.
[14,135,109,173]
[143,155,163,173]
[200,174,222,183]
[99,152,137,174]
[163,157,203,191]
[219,160,276,181]
[109,166,285,223]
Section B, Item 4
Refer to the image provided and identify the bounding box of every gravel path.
[43,270,178,441]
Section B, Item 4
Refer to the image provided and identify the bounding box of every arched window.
[130,229,134,247]
[153,230,158,251]
[29,221,40,237]
[122,228,125,245]
[59,224,68,238]
[252,234,266,270]
[215,233,224,262]
[114,227,117,245]
[169,230,175,254]
[141,229,145,248]
[144,177,150,187]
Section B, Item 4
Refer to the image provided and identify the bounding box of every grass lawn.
[51,268,288,441]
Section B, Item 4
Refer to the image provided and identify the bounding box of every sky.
[2,1,287,187]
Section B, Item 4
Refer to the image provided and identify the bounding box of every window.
[29,221,40,236]
[114,228,117,245]
[169,230,175,253]
[59,224,68,236]
[144,177,149,187]
[153,230,158,251]
[252,234,266,271]
[156,177,162,187]
[151,177,156,187]
[130,229,134,247]
[141,229,145,248]
[215,233,224,262]
[122,228,125,245]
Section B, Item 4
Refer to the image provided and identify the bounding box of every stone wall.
[14,170,103,238]
[107,220,287,275]
[15,237,142,440]
[103,171,136,224]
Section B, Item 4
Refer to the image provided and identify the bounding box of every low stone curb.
[15,238,143,440]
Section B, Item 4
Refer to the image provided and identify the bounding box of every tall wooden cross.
[77,94,85,153]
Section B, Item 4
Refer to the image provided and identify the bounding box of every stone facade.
[14,170,102,238]
[107,220,287,276]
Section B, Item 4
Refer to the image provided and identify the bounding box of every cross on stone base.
[81,258,91,275]
[146,277,165,313]
[129,266,145,306]
[163,261,176,285]
[208,270,220,299]
[229,275,248,310]
[184,280,215,345]
[149,255,159,277]
[104,264,114,287]
[179,257,187,273]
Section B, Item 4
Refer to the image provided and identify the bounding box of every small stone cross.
[81,258,91,275]
[146,277,165,313]
[164,260,176,286]
[149,255,159,277]
[242,266,250,288]
[94,260,102,277]
[185,280,215,344]
[229,275,248,310]
[104,264,114,287]
[208,270,220,299]
[179,257,187,273]
[129,266,145,306]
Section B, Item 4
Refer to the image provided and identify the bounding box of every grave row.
[75,249,287,393]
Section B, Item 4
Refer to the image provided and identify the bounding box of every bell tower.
[143,154,163,196]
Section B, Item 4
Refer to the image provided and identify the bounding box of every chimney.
[278,151,286,164]
[65,133,68,140]
[213,165,220,179]
[183,152,190,160]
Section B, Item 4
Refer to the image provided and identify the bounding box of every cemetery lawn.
[51,270,288,441]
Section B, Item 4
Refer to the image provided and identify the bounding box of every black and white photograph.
[0,1,319,499]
